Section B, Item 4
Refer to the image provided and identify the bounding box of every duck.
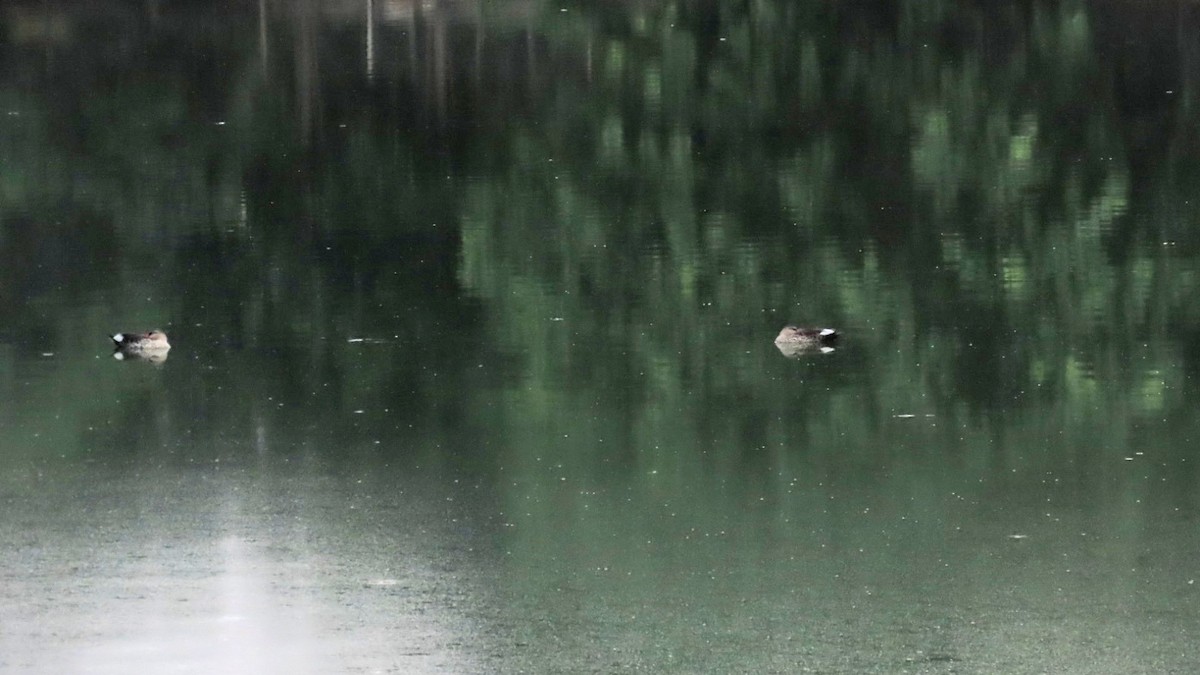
[774,326,838,357]
[110,330,171,357]
[774,326,838,345]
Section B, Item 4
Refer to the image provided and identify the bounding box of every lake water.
[3,1,1200,673]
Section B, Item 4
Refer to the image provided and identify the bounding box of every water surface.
[3,1,1200,673]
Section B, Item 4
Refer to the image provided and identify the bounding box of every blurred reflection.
[774,340,836,359]
[112,350,169,365]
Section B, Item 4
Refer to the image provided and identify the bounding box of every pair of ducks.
[109,327,833,358]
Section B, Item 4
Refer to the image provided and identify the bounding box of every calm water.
[4,1,1200,673]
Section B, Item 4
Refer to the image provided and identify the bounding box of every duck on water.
[111,330,171,361]
[774,325,838,357]
[775,326,838,345]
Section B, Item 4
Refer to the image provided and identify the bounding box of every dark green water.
[3,1,1200,672]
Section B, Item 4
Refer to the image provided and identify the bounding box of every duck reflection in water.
[110,330,171,364]
[774,325,838,358]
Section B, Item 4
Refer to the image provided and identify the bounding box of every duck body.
[111,330,171,354]
[774,326,838,345]
[774,326,839,358]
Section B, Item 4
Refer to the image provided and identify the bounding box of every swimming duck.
[775,326,838,345]
[774,326,838,357]
[111,330,171,357]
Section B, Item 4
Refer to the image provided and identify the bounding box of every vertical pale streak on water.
[366,0,376,81]
[407,4,419,88]
[258,0,268,77]
[473,4,484,96]
[586,36,594,84]
[294,5,317,142]
[939,231,964,273]
[1001,250,1029,307]
[200,420,297,673]
[525,23,535,94]
[208,533,296,674]
[1070,210,1117,380]
[434,11,447,126]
